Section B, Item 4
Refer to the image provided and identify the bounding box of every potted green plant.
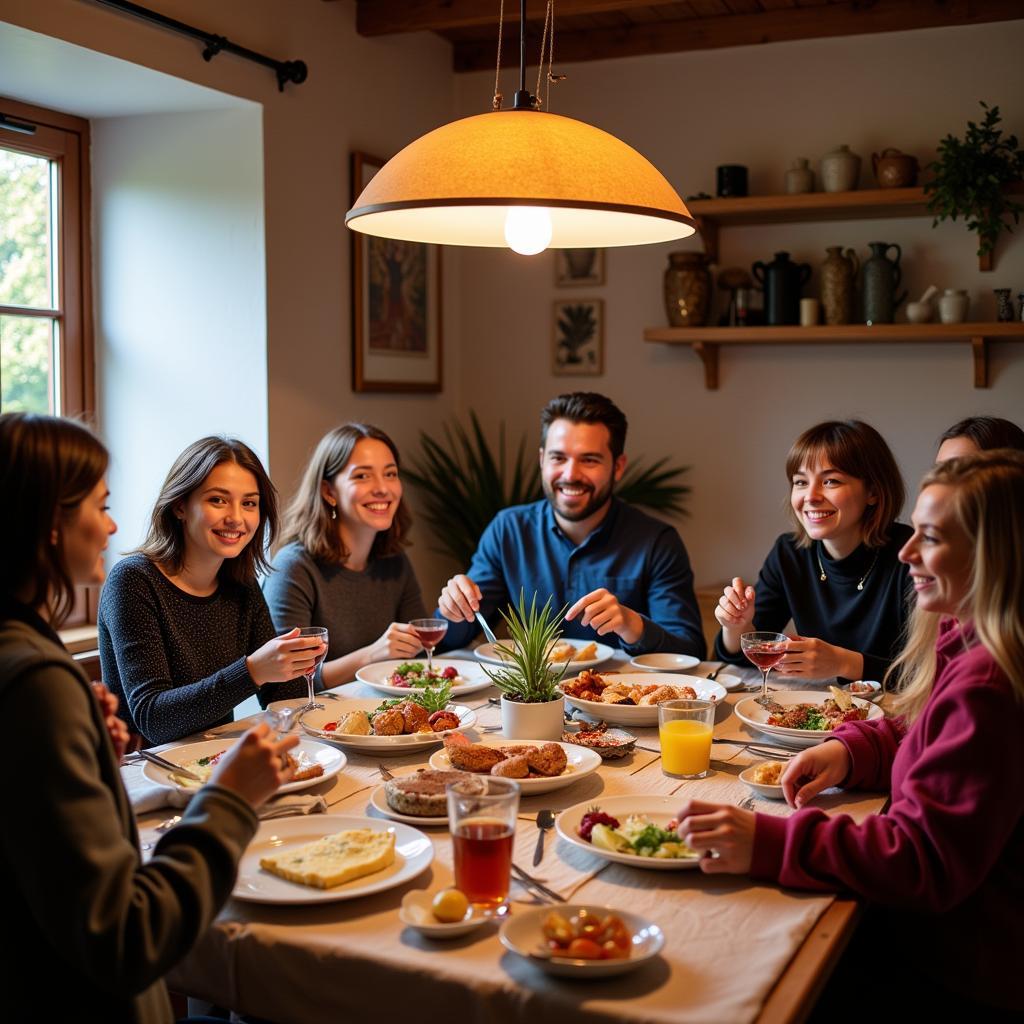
[484,591,569,740]
[925,101,1024,259]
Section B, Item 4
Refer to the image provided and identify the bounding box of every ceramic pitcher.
[752,252,812,326]
[872,148,919,188]
[820,246,859,325]
[861,242,907,324]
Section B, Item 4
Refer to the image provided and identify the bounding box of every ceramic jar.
[872,148,919,188]
[994,288,1014,322]
[938,289,970,324]
[752,251,812,326]
[820,144,861,193]
[820,246,859,325]
[785,158,815,195]
[861,242,907,324]
[664,251,712,327]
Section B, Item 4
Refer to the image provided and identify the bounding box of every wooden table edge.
[755,896,861,1024]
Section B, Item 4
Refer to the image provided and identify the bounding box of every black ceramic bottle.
[861,242,907,324]
[752,252,812,325]
[716,165,748,197]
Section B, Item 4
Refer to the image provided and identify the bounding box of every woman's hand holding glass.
[362,622,423,664]
[246,627,327,687]
[777,637,863,680]
[210,722,299,808]
[781,740,851,808]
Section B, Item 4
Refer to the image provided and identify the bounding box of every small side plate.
[399,890,492,938]
[739,762,786,800]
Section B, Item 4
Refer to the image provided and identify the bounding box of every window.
[0,96,92,418]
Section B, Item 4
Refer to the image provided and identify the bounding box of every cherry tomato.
[323,722,337,732]
[566,938,604,960]
[602,939,628,959]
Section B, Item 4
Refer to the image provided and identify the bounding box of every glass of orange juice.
[659,699,716,778]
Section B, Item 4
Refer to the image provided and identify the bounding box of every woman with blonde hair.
[675,449,1024,1016]
[264,423,426,686]
[714,419,910,681]
[0,414,297,1023]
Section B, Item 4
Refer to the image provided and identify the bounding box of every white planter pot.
[499,695,565,741]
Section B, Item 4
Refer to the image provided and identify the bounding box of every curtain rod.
[85,0,308,91]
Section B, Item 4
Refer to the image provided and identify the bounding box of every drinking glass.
[295,626,329,711]
[410,618,448,671]
[658,699,716,779]
[740,631,788,702]
[447,777,519,914]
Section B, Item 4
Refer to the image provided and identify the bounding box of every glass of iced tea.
[446,777,519,914]
[659,699,716,779]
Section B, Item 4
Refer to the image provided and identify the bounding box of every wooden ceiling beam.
[451,0,1024,71]
[356,0,678,37]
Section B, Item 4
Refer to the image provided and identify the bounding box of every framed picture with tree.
[350,151,442,392]
[552,299,603,376]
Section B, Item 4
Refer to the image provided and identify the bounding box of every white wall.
[93,108,267,553]
[454,21,1024,588]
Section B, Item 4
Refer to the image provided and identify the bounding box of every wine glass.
[740,631,788,705]
[296,626,329,712]
[410,618,448,672]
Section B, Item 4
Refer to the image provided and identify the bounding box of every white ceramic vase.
[500,694,565,741]
[938,288,969,324]
[820,144,861,192]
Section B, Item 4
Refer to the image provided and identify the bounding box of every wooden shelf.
[643,323,1024,390]
[686,185,1024,271]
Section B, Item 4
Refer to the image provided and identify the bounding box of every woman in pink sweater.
[676,449,1024,1016]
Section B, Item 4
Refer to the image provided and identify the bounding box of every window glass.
[0,313,56,413]
[0,147,54,310]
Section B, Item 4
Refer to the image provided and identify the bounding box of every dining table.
[124,650,889,1024]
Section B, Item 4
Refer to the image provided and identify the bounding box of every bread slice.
[259,829,395,889]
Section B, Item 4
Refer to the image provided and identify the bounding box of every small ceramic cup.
[799,297,820,326]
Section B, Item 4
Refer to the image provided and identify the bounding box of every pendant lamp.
[345,3,696,255]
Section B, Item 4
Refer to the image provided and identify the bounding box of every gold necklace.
[816,542,879,591]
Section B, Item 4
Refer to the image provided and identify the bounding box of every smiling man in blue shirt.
[437,393,705,657]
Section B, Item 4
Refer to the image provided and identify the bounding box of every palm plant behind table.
[404,411,691,566]
[483,591,569,704]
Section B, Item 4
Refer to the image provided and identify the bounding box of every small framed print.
[555,248,604,287]
[350,151,442,392]
[553,299,604,376]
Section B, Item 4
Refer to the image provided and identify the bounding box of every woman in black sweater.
[99,436,325,744]
[714,420,911,682]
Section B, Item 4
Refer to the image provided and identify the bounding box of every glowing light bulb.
[504,206,552,255]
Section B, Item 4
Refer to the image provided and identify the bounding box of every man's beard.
[542,477,614,523]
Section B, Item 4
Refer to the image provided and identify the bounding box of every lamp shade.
[345,109,697,249]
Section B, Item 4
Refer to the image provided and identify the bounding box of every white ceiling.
[0,20,254,118]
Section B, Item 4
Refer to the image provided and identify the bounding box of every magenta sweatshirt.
[751,619,1024,1010]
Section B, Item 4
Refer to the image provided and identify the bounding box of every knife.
[138,748,203,782]
[475,611,499,646]
[511,863,566,903]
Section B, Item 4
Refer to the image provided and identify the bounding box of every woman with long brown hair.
[676,449,1024,1016]
[0,413,297,1023]
[264,423,426,686]
[98,436,324,744]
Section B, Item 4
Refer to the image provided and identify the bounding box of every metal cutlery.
[711,738,795,759]
[532,809,555,866]
[378,763,395,782]
[137,748,202,782]
[705,663,726,681]
[475,611,499,645]
[511,862,566,903]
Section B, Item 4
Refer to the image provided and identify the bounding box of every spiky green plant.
[483,591,569,703]
[404,412,690,565]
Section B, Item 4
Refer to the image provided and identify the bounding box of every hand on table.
[246,628,327,686]
[675,798,755,874]
[211,723,300,808]
[362,622,423,663]
[91,682,130,760]
[565,588,643,645]
[781,740,850,809]
[778,636,863,680]
[437,574,481,623]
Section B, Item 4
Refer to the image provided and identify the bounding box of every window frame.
[1,95,96,624]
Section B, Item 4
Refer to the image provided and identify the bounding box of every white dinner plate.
[499,903,665,977]
[474,638,614,671]
[734,690,884,749]
[368,783,449,827]
[298,699,476,753]
[356,658,495,697]
[428,739,602,795]
[556,795,701,870]
[232,815,433,904]
[561,672,727,726]
[141,737,345,794]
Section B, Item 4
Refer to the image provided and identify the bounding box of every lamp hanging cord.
[535,1,565,112]
[492,0,505,110]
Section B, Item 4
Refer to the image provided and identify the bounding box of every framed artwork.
[554,248,604,287]
[552,299,604,376]
[350,151,442,392]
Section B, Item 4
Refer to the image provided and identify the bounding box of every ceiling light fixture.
[345,0,696,255]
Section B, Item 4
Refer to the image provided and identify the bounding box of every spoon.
[532,809,556,866]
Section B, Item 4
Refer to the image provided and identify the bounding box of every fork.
[378,763,395,781]
[738,796,756,812]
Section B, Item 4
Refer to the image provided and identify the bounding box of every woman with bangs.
[714,420,911,682]
[99,437,324,745]
[675,450,1024,1017]
[264,423,426,686]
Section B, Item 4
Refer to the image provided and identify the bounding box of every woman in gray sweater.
[265,423,426,686]
[0,413,297,1024]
